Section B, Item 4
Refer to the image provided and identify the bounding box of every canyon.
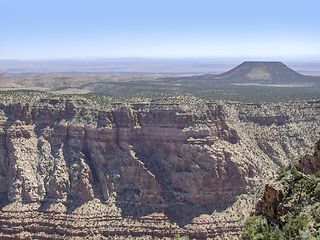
[0,61,320,238]
[0,94,319,239]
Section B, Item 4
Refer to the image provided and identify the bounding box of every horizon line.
[1,54,320,62]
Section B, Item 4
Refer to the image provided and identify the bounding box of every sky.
[1,0,320,60]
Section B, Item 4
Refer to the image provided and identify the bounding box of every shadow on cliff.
[165,201,235,226]
[116,146,235,227]
[116,200,235,227]
[115,144,237,227]
[0,192,9,209]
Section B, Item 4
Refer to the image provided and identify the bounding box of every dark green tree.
[270,226,284,240]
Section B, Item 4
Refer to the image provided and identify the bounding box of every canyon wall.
[0,97,319,239]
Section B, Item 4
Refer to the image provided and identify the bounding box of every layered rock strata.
[0,97,319,239]
[0,99,245,204]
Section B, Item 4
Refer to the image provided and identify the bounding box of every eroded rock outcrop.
[254,137,320,222]
[0,96,319,239]
[0,97,254,238]
[297,138,320,174]
[0,99,245,205]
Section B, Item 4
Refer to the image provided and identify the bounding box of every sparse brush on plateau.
[0,61,319,239]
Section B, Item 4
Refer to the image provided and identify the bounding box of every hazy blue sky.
[1,0,320,60]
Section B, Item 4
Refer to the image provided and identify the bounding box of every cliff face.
[0,98,252,238]
[254,137,320,221]
[0,99,244,204]
[223,100,320,168]
[296,138,320,174]
[0,97,319,239]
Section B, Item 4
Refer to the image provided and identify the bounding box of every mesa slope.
[1,61,320,102]
[160,61,320,87]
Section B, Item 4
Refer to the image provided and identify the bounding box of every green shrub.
[314,171,320,179]
[312,207,320,223]
[241,212,310,239]
[283,212,309,239]
[241,216,271,239]
[270,226,284,240]
[174,234,189,240]
[291,167,301,179]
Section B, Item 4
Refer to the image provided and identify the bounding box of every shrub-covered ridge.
[241,138,320,239]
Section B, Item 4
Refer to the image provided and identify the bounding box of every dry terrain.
[0,61,320,238]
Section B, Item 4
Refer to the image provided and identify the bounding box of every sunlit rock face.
[0,97,319,239]
[0,99,245,205]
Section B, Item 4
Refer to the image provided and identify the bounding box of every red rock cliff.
[0,98,256,238]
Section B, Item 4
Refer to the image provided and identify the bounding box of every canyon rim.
[0,62,320,239]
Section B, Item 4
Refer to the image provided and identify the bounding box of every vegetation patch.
[241,165,320,239]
